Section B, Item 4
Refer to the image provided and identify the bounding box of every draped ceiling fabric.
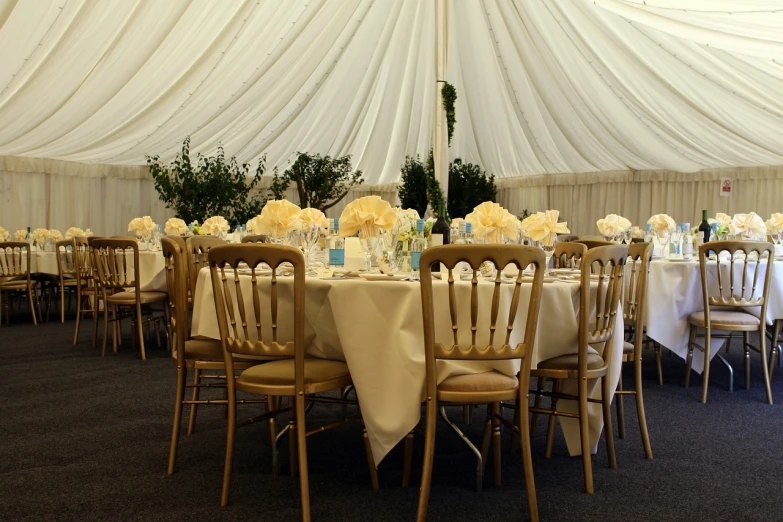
[1,0,782,235]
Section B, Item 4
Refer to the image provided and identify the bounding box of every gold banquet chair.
[684,241,774,404]
[416,244,545,522]
[553,241,587,269]
[72,236,100,345]
[241,234,269,244]
[91,238,167,360]
[54,239,79,323]
[530,245,627,494]
[209,244,377,516]
[186,236,226,302]
[615,241,653,458]
[0,241,41,326]
[574,238,614,250]
[161,238,264,475]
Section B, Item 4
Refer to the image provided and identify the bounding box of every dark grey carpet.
[2,307,783,521]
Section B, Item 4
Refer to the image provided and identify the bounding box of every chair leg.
[578,376,594,494]
[701,328,711,404]
[186,369,201,436]
[634,348,653,459]
[759,325,773,405]
[518,389,539,522]
[402,431,414,487]
[685,326,696,388]
[27,286,37,326]
[101,303,110,357]
[136,303,146,361]
[654,342,663,385]
[510,400,520,455]
[530,376,545,436]
[294,394,311,522]
[220,384,237,507]
[744,331,751,390]
[478,406,492,488]
[60,283,65,323]
[92,300,99,348]
[769,320,781,380]
[167,365,186,475]
[73,291,82,345]
[289,401,298,477]
[601,376,617,469]
[416,395,439,522]
[491,402,502,487]
[267,395,278,446]
[616,364,625,439]
[545,380,559,459]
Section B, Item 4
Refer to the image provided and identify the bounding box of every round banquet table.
[27,250,167,292]
[191,268,624,464]
[643,257,783,374]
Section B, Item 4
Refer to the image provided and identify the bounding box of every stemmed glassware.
[358,224,379,272]
[542,234,558,268]
[670,227,682,258]
[300,222,321,272]
[381,226,401,272]
[622,229,633,245]
[656,229,671,259]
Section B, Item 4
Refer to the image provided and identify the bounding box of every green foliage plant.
[447,158,497,218]
[270,152,363,211]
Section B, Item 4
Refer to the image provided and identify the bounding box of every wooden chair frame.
[554,241,586,269]
[241,234,269,244]
[416,244,545,522]
[0,241,41,326]
[54,239,79,323]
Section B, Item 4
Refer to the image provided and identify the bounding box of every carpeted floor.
[2,307,783,521]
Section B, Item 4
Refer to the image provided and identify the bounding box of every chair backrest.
[624,242,652,333]
[557,234,579,243]
[419,244,546,398]
[0,241,32,281]
[208,244,305,377]
[697,241,774,316]
[55,239,77,281]
[91,238,140,293]
[162,237,188,364]
[241,234,269,244]
[578,245,628,371]
[187,236,226,298]
[72,236,93,293]
[554,241,586,269]
[574,239,614,250]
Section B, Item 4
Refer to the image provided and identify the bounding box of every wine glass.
[300,222,320,272]
[622,229,633,245]
[656,229,671,259]
[542,234,557,269]
[358,225,379,272]
[381,226,401,272]
[670,227,682,257]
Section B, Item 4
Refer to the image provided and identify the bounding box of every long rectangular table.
[191,269,624,464]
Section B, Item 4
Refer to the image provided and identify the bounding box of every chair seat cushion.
[438,371,518,393]
[0,279,33,290]
[237,358,350,387]
[537,352,605,371]
[623,341,634,354]
[688,309,760,327]
[107,290,167,304]
[185,338,223,361]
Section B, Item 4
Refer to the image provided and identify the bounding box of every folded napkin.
[339,196,397,238]
[65,227,92,239]
[300,207,328,229]
[597,214,631,236]
[521,210,569,247]
[31,228,48,245]
[14,229,26,241]
[732,212,766,239]
[647,214,676,233]
[164,218,189,236]
[766,213,783,233]
[466,202,520,244]
[202,216,230,236]
[128,216,156,238]
[47,229,63,241]
[254,199,303,238]
[0,226,7,241]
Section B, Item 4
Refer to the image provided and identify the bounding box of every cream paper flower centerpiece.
[255,199,303,239]
[647,214,676,233]
[65,227,85,239]
[31,228,48,246]
[47,229,63,242]
[597,214,631,237]
[128,216,156,238]
[0,226,8,241]
[338,196,397,238]
[14,229,27,241]
[202,216,230,236]
[732,212,766,239]
[520,210,570,247]
[466,202,520,244]
[164,218,189,236]
[300,208,329,229]
[765,213,783,234]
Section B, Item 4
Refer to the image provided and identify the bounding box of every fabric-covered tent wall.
[1,0,782,235]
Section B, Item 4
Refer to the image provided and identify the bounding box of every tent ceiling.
[0,0,781,185]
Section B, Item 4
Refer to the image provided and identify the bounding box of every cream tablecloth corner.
[644,258,783,374]
[191,268,624,464]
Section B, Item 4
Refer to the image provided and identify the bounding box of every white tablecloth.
[644,258,782,373]
[191,269,624,464]
[27,250,167,291]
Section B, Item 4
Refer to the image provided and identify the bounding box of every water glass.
[656,230,671,259]
[622,229,633,245]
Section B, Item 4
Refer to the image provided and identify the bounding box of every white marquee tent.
[1,0,782,235]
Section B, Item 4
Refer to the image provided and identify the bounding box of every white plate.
[665,258,692,263]
[358,273,408,281]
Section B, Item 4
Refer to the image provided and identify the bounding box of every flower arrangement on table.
[164,218,189,236]
[708,212,733,238]
[339,196,398,271]
[520,209,569,247]
[14,229,27,241]
[766,213,783,241]
[647,214,677,233]
[65,227,93,239]
[31,228,49,247]
[201,216,230,237]
[597,214,631,240]
[128,216,157,239]
[466,201,520,244]
[251,199,303,240]
[731,212,766,240]
[0,226,8,241]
